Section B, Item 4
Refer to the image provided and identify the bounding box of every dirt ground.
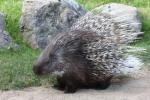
[0,69,150,100]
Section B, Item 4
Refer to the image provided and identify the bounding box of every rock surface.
[0,13,5,30]
[91,3,143,43]
[20,0,86,49]
[0,13,17,50]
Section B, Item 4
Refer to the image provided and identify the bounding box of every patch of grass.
[0,46,56,90]
[0,0,22,43]
[135,8,150,48]
[131,8,150,65]
[0,0,54,90]
[0,0,150,90]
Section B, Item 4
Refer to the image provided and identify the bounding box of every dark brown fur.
[33,30,112,93]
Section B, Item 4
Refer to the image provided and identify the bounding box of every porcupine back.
[71,13,143,76]
[65,13,122,81]
[52,29,121,82]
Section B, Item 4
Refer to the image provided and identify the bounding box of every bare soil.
[0,69,150,100]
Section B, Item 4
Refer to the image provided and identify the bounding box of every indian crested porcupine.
[33,13,142,93]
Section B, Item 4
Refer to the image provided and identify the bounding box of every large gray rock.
[91,3,143,43]
[0,13,17,50]
[20,0,86,49]
[0,13,5,31]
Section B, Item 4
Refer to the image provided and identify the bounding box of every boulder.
[91,3,143,43]
[0,13,5,31]
[20,0,86,49]
[0,13,18,50]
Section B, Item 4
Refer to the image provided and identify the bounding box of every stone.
[0,13,18,50]
[20,0,86,49]
[0,13,5,31]
[91,3,143,43]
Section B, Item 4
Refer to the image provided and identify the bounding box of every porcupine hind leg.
[53,77,65,90]
[54,77,78,93]
[63,72,80,93]
[94,77,112,90]
[64,80,78,93]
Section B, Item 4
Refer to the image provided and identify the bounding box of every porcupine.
[33,13,143,93]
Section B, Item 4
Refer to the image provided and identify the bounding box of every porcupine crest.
[70,13,122,81]
[71,13,143,78]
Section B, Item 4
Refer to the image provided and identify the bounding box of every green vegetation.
[0,0,22,43]
[0,0,150,90]
[0,0,53,90]
[0,48,55,90]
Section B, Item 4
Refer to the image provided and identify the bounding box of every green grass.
[0,0,54,90]
[0,48,56,90]
[135,8,150,48]
[0,0,22,43]
[0,0,150,90]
